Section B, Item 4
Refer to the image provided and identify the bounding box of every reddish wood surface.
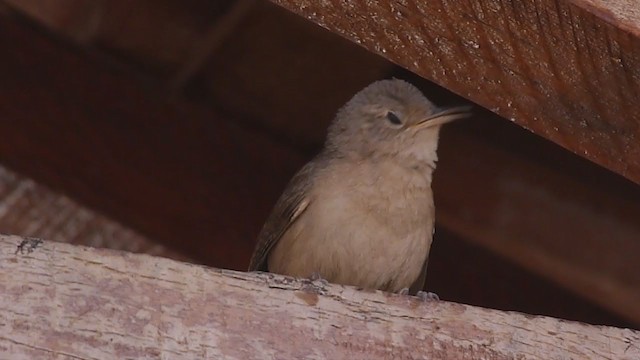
[270,0,640,185]
[0,8,304,269]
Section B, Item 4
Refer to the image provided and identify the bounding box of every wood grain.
[1,235,638,359]
[269,0,640,185]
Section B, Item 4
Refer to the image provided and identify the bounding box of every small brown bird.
[249,79,470,296]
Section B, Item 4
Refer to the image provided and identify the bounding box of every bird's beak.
[414,105,473,129]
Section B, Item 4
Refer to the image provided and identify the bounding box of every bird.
[248,79,470,296]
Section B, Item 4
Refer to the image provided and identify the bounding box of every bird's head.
[326,79,471,171]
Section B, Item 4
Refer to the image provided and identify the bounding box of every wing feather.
[248,160,321,271]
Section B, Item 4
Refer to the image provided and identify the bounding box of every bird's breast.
[269,160,435,291]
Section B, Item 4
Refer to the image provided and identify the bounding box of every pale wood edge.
[573,0,640,37]
[0,235,638,359]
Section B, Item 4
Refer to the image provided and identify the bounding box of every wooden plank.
[0,165,186,260]
[269,0,640,185]
[1,235,638,359]
[0,6,305,269]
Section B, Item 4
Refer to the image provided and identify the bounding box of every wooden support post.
[0,235,638,359]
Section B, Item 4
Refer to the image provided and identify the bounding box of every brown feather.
[248,158,325,271]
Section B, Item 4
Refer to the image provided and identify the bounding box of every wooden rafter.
[269,0,640,185]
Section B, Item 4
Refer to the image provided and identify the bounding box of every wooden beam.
[268,0,640,185]
[1,235,638,359]
[0,6,305,268]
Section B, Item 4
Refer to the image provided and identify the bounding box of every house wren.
[249,79,470,295]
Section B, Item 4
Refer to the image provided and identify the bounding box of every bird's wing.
[409,257,429,295]
[248,160,319,271]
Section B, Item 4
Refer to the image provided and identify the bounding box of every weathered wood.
[269,0,640,185]
[0,235,638,359]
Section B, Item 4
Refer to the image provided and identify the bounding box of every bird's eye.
[386,111,402,125]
